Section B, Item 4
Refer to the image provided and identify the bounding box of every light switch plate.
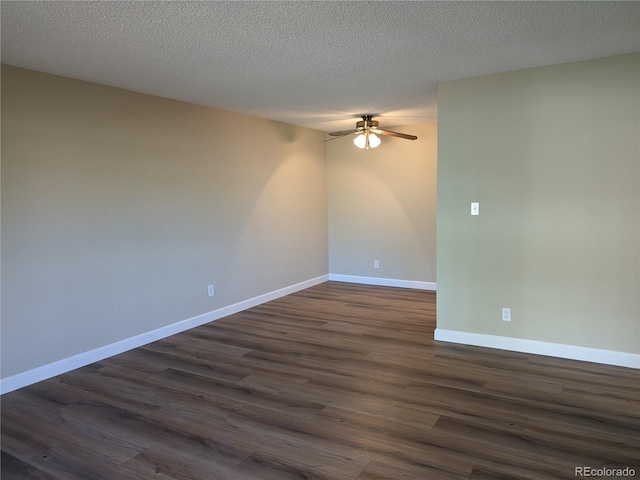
[471,202,480,215]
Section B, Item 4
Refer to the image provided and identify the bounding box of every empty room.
[1,2,638,479]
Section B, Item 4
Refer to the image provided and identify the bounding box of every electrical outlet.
[208,285,215,297]
[502,308,511,322]
[374,260,379,269]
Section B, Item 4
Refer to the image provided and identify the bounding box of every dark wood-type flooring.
[2,282,639,479]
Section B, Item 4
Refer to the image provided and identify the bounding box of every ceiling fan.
[326,115,418,149]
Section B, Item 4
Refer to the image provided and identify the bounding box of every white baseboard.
[434,328,640,369]
[328,274,436,291]
[0,274,329,395]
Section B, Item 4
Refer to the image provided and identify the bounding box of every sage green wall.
[437,54,639,354]
[327,123,437,282]
[1,65,328,378]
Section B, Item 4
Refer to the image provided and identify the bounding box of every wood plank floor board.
[241,349,387,385]
[148,335,254,359]
[116,443,244,480]
[223,403,409,464]
[429,414,603,468]
[155,368,326,420]
[133,345,253,384]
[137,338,306,380]
[355,458,468,480]
[181,328,313,357]
[2,281,638,479]
[382,425,571,480]
[525,416,640,446]
[1,451,60,480]
[63,398,250,474]
[467,463,536,480]
[1,422,56,464]
[3,390,150,476]
[3,391,150,467]
[221,453,341,480]
[95,366,246,420]
[404,379,640,437]
[232,370,405,416]
[24,442,131,480]
[348,431,477,478]
[520,420,639,465]
[56,369,170,414]
[220,415,371,480]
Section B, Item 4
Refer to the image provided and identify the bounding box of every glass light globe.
[353,134,367,149]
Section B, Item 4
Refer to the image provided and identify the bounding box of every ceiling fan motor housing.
[356,117,379,130]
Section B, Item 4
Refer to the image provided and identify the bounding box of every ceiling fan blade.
[328,129,359,137]
[323,135,353,143]
[374,129,418,140]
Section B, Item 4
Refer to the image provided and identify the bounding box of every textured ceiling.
[2,1,639,132]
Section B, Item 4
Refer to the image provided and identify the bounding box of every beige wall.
[327,123,437,282]
[1,65,328,378]
[437,54,639,354]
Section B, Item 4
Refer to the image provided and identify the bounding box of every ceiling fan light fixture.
[368,133,381,148]
[354,132,381,149]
